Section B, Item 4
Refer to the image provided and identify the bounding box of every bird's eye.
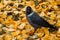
[26,6,32,14]
[27,7,32,11]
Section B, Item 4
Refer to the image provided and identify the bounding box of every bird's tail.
[49,25,58,32]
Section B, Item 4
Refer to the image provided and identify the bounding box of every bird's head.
[26,6,32,15]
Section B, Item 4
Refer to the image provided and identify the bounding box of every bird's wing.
[29,12,51,26]
[29,12,43,25]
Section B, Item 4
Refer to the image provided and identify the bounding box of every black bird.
[26,6,58,32]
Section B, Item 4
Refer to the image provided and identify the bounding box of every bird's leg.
[30,28,37,36]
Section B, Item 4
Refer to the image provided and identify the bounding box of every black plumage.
[26,6,58,31]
